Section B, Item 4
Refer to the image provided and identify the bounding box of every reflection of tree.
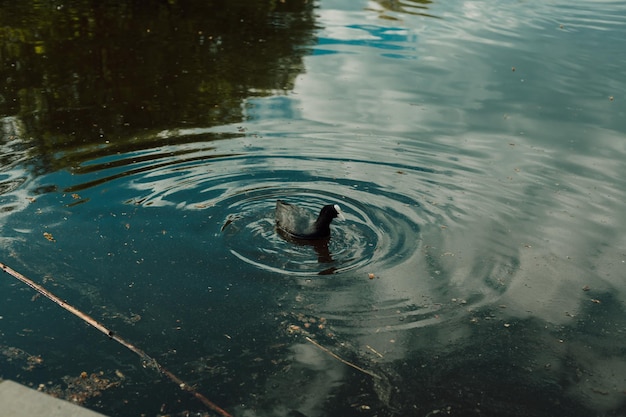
[0,0,315,170]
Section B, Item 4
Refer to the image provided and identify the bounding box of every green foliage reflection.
[0,0,315,170]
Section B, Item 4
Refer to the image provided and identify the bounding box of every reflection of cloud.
[237,342,347,417]
[258,4,626,402]
[289,0,626,310]
[294,6,508,134]
[322,24,382,41]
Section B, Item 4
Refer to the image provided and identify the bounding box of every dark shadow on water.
[276,229,333,263]
[276,228,338,275]
[0,0,317,175]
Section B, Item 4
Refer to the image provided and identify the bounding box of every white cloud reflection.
[238,1,626,413]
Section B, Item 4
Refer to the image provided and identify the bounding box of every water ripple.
[58,130,452,281]
[219,185,420,276]
[44,128,529,334]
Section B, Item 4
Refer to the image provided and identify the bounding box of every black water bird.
[275,200,344,240]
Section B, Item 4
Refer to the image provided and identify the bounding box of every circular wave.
[70,131,436,278]
[57,129,518,333]
[54,129,476,286]
[218,185,421,276]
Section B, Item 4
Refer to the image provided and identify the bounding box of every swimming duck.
[275,200,344,240]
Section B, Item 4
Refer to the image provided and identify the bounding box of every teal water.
[1,1,626,416]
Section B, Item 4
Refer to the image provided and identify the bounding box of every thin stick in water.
[0,261,233,417]
[305,336,381,379]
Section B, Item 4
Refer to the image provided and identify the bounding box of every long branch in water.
[0,261,234,417]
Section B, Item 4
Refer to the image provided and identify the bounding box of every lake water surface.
[1,1,626,416]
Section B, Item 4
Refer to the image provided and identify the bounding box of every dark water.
[2,1,626,416]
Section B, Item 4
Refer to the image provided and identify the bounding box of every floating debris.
[0,262,233,417]
[42,371,123,405]
[43,232,56,242]
[0,345,44,371]
[220,214,242,232]
[366,345,384,358]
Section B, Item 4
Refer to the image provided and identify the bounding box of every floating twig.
[0,261,233,417]
[305,336,381,379]
[366,344,384,358]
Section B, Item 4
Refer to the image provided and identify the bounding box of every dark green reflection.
[0,0,315,171]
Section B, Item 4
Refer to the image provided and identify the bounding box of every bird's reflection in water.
[276,229,338,275]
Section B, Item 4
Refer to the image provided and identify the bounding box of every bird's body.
[275,200,344,240]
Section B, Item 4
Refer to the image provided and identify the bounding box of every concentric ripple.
[59,129,436,278]
[13,124,546,337]
[219,186,420,276]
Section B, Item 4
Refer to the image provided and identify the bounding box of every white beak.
[334,204,346,221]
